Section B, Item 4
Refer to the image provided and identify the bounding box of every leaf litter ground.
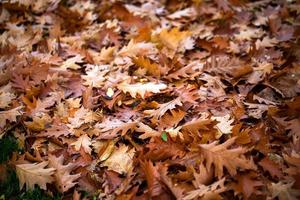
[0,0,300,199]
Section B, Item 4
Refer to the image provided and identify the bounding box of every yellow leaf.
[133,57,161,76]
[158,28,191,50]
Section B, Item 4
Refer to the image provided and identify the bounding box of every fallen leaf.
[102,145,135,174]
[199,137,256,178]
[16,161,55,190]
[71,134,92,154]
[48,154,81,192]
[118,81,167,99]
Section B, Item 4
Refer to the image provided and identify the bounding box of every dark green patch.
[0,135,18,164]
[16,187,61,200]
[0,169,19,198]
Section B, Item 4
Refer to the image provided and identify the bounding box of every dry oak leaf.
[206,56,253,79]
[82,64,109,88]
[16,161,55,190]
[175,84,201,104]
[144,137,186,161]
[140,160,163,197]
[283,152,300,175]
[60,55,84,70]
[22,95,58,116]
[199,137,256,179]
[136,122,161,139]
[133,56,161,76]
[0,106,23,128]
[48,154,81,192]
[102,145,135,174]
[98,46,115,63]
[192,162,214,186]
[95,118,137,139]
[159,164,186,199]
[71,134,92,154]
[165,126,183,140]
[234,25,263,41]
[268,181,300,200]
[183,178,226,200]
[181,118,212,136]
[211,114,234,137]
[231,172,264,200]
[255,37,278,49]
[258,157,284,179]
[68,107,97,129]
[144,97,182,120]
[24,115,49,131]
[118,39,158,57]
[158,27,191,50]
[37,122,70,138]
[159,108,185,130]
[167,7,197,19]
[117,81,167,99]
[247,62,273,84]
[0,92,15,108]
[165,61,203,80]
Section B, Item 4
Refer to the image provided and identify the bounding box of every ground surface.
[0,0,300,199]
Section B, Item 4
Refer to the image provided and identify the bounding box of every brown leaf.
[259,157,284,179]
[48,154,80,192]
[199,137,256,178]
[140,160,164,197]
[231,172,264,199]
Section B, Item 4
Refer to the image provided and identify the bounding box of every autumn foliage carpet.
[0,0,300,199]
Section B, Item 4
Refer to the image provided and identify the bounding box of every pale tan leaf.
[211,114,234,137]
[118,82,167,99]
[98,46,115,63]
[16,161,55,190]
[118,40,158,57]
[268,181,300,200]
[0,106,23,128]
[68,107,97,129]
[183,178,226,200]
[71,134,92,154]
[167,7,196,19]
[95,119,137,139]
[255,37,278,49]
[60,55,84,70]
[166,126,183,140]
[82,64,109,88]
[0,92,15,108]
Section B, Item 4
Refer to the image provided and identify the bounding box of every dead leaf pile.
[0,0,300,199]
